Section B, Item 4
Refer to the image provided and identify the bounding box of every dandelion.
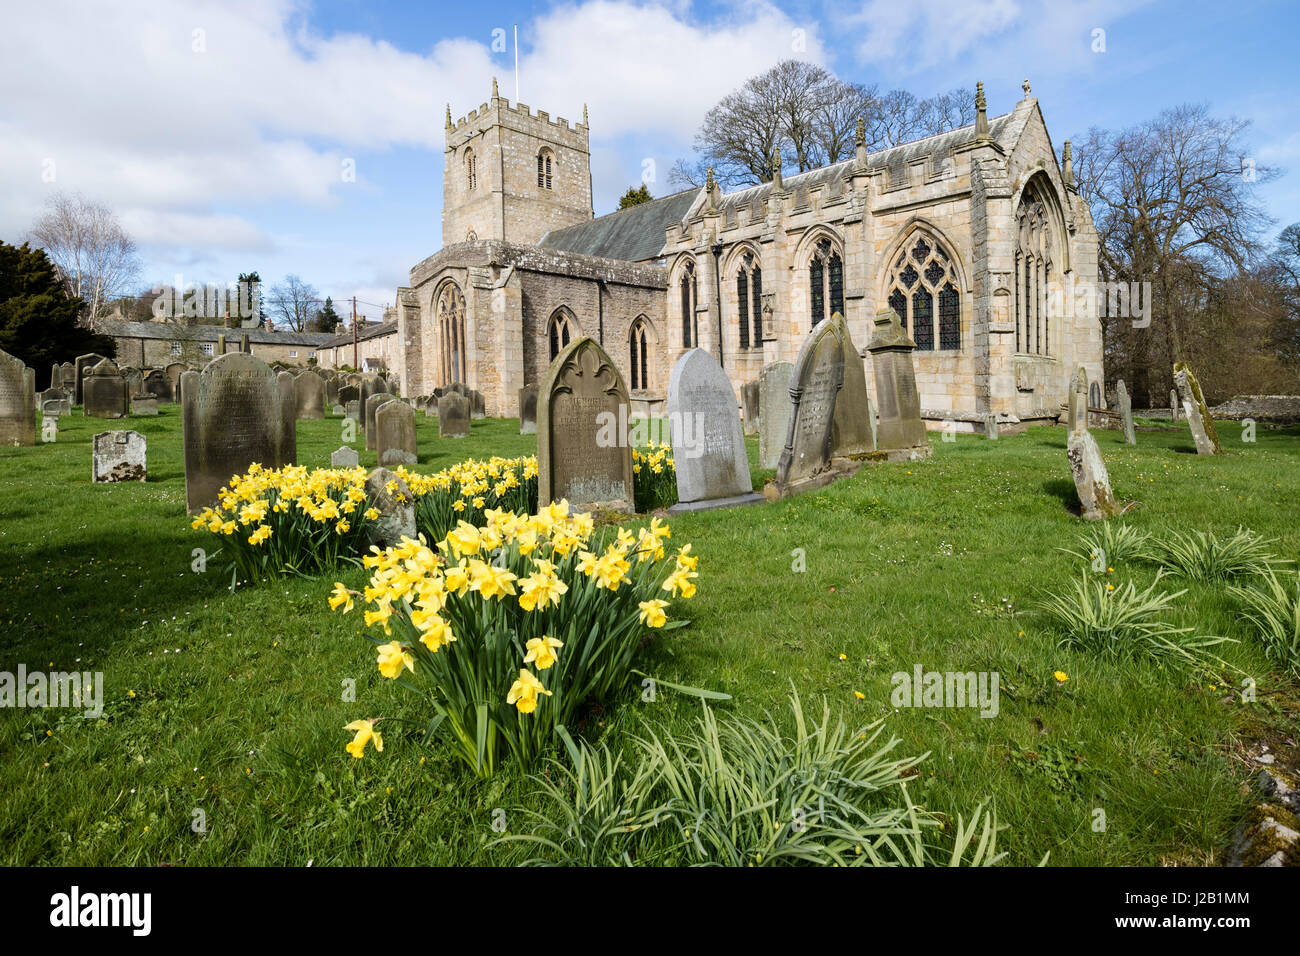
[1054,671,1069,684]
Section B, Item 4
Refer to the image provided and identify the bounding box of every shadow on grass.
[1040,478,1082,517]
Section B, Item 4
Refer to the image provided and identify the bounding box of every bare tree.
[813,81,880,165]
[1073,104,1280,402]
[28,192,141,327]
[267,275,321,332]
[915,88,977,137]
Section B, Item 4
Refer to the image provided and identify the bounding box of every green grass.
[1,406,1298,865]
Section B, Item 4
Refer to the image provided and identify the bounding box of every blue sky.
[1,0,1296,323]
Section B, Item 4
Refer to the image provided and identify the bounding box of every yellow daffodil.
[329,582,355,613]
[506,669,552,714]
[523,635,564,670]
[376,640,415,679]
[638,599,669,628]
[344,719,382,759]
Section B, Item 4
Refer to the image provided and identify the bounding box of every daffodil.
[638,599,669,628]
[376,640,415,679]
[328,582,355,613]
[523,635,564,670]
[506,668,552,714]
[344,719,382,758]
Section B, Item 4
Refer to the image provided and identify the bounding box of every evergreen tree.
[311,296,343,333]
[0,240,116,387]
[618,184,653,209]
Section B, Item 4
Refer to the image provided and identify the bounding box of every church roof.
[98,319,334,347]
[538,187,700,263]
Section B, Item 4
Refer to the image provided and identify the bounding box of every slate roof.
[318,320,398,349]
[98,320,334,348]
[538,188,701,263]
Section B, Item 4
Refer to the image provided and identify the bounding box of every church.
[366,77,1102,429]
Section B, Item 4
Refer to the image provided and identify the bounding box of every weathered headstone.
[74,353,107,406]
[0,348,36,446]
[338,384,360,407]
[364,393,395,450]
[331,404,345,417]
[358,375,388,441]
[41,397,71,418]
[984,414,999,440]
[1170,388,1179,423]
[331,445,360,468]
[83,360,129,419]
[376,401,417,467]
[180,352,297,513]
[470,389,486,420]
[165,362,187,396]
[740,380,760,435]
[538,337,634,510]
[1116,380,1136,445]
[1173,362,1222,455]
[667,349,762,511]
[324,375,339,407]
[867,309,927,451]
[834,320,874,457]
[121,367,143,396]
[345,400,360,421]
[866,396,878,450]
[1067,429,1121,520]
[143,368,172,402]
[364,467,416,548]
[59,362,76,391]
[757,361,793,470]
[92,430,147,482]
[437,391,470,438]
[1067,366,1088,431]
[130,396,159,416]
[518,385,537,434]
[295,371,326,420]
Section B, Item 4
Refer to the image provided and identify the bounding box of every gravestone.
[984,414,999,440]
[131,396,159,416]
[295,371,326,420]
[538,337,634,510]
[376,401,418,467]
[518,385,537,434]
[42,397,71,418]
[364,467,416,548]
[49,363,61,392]
[338,384,360,407]
[59,362,76,391]
[364,394,395,450]
[143,369,172,402]
[331,404,345,417]
[324,375,339,407]
[74,353,107,405]
[358,375,388,441]
[757,361,793,470]
[1173,362,1222,455]
[166,362,187,396]
[866,309,927,451]
[667,348,762,511]
[772,319,842,492]
[92,430,147,482]
[866,397,878,451]
[83,360,129,419]
[437,391,470,438]
[1067,429,1121,520]
[424,401,437,418]
[1116,380,1136,445]
[180,352,296,513]
[1067,366,1088,431]
[740,380,760,435]
[0,348,36,446]
[331,445,360,468]
[121,367,143,396]
[1170,388,1179,423]
[834,319,874,457]
[345,400,360,421]
[470,389,486,420]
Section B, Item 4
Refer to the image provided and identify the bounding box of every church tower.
[442,79,594,247]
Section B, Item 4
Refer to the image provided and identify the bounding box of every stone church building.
[371,79,1101,427]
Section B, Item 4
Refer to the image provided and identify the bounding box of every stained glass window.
[629,326,639,388]
[751,266,763,346]
[901,264,919,288]
[889,290,907,331]
[924,260,945,285]
[680,264,694,347]
[736,270,750,350]
[810,256,824,326]
[829,252,844,318]
[939,284,960,350]
[886,231,962,351]
[911,238,931,261]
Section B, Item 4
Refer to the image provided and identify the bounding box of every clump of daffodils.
[400,456,538,543]
[190,463,378,582]
[332,501,696,777]
[632,442,678,511]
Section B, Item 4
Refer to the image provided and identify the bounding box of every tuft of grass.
[1037,572,1234,669]
[1063,522,1154,567]
[1229,569,1300,678]
[1148,527,1285,582]
[495,691,1010,867]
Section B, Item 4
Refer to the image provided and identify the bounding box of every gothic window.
[735,252,763,350]
[436,283,467,384]
[629,317,651,390]
[547,309,574,361]
[889,231,961,351]
[465,149,477,190]
[679,260,697,348]
[1016,179,1057,356]
[808,237,843,328]
[884,231,962,350]
[537,149,554,190]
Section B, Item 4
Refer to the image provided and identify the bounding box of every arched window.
[436,283,467,384]
[629,317,651,390]
[1016,181,1056,356]
[537,149,554,190]
[679,260,697,348]
[465,148,477,190]
[735,252,763,350]
[547,309,575,361]
[884,232,962,351]
[809,237,843,328]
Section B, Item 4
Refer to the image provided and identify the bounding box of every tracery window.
[537,149,554,190]
[735,252,763,349]
[547,308,575,361]
[1016,181,1056,356]
[809,238,843,327]
[629,317,651,390]
[679,260,697,348]
[884,233,962,351]
[437,283,467,384]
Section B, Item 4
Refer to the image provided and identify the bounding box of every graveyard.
[1,374,1297,866]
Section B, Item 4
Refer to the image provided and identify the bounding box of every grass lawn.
[1,405,1297,865]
